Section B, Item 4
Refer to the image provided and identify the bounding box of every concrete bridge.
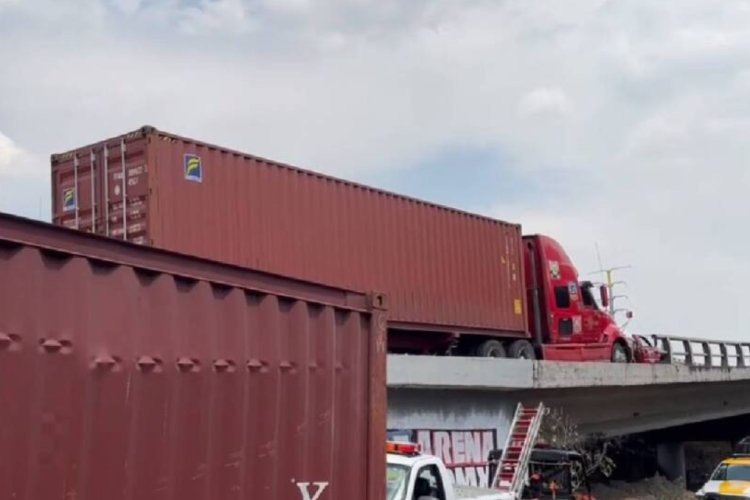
[386,355,750,485]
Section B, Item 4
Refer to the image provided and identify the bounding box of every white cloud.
[518,88,572,117]
[0,131,48,219]
[0,132,22,169]
[0,131,43,177]
[1,0,750,340]
[261,0,312,16]
[179,0,256,35]
[107,0,143,14]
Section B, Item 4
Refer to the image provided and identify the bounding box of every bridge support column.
[657,442,686,484]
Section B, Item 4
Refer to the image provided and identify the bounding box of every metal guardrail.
[636,334,750,368]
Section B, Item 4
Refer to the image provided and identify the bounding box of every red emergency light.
[386,441,421,455]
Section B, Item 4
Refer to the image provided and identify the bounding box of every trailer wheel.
[611,342,629,363]
[508,340,537,360]
[475,340,506,358]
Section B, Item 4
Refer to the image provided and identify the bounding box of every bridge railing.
[638,335,750,368]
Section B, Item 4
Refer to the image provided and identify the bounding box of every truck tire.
[611,342,629,363]
[475,340,506,358]
[508,340,536,360]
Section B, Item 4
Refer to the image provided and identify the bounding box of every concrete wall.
[388,388,516,440]
[388,388,517,488]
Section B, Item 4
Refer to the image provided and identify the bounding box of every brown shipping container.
[51,126,528,337]
[0,212,386,500]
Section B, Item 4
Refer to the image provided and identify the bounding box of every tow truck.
[387,441,512,500]
[387,440,596,500]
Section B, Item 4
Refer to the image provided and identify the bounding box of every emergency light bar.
[386,441,421,455]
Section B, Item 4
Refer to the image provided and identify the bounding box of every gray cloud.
[1,0,749,339]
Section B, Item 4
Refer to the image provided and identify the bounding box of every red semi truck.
[50,126,659,363]
[0,212,387,500]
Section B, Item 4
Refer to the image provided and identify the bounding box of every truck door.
[580,282,606,343]
[549,280,585,344]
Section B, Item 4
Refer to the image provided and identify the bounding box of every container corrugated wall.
[0,213,386,500]
[52,127,528,336]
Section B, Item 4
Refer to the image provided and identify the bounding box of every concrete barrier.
[388,355,750,390]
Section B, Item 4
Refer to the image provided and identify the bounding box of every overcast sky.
[1,0,749,341]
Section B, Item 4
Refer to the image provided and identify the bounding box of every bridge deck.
[388,355,750,390]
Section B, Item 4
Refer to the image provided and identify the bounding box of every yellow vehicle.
[696,456,750,499]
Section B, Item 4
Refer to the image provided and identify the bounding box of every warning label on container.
[514,299,523,315]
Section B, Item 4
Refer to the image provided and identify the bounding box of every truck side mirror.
[599,285,609,308]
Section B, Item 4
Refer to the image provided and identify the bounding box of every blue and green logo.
[184,154,203,183]
[62,188,76,212]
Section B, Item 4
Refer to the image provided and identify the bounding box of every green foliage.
[538,408,620,486]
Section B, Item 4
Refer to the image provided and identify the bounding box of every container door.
[51,136,150,244]
[53,152,98,233]
[105,139,150,245]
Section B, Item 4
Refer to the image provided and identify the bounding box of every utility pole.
[590,265,631,316]
[591,243,632,317]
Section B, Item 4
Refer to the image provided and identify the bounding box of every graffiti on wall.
[387,429,497,488]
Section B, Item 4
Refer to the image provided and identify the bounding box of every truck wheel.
[508,340,536,360]
[611,342,629,363]
[475,340,506,358]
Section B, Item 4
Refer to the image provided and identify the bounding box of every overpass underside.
[388,355,750,438]
[520,380,750,436]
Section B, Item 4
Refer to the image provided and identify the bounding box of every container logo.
[295,482,329,500]
[184,154,203,183]
[62,187,76,212]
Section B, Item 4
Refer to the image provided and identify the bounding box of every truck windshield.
[387,464,409,500]
[711,463,750,481]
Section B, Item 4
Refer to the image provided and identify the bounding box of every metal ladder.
[492,402,545,498]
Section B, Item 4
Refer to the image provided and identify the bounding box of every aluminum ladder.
[491,402,546,498]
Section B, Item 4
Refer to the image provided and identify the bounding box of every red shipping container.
[0,212,386,500]
[51,126,528,338]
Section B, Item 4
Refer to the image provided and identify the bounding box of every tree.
[537,408,620,487]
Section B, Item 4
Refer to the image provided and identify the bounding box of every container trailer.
[50,126,659,362]
[0,212,386,500]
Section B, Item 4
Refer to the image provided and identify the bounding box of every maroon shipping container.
[0,212,386,500]
[51,126,528,340]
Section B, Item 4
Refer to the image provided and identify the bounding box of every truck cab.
[523,235,631,362]
[387,442,511,500]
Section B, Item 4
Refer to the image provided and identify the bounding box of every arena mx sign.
[387,429,498,488]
